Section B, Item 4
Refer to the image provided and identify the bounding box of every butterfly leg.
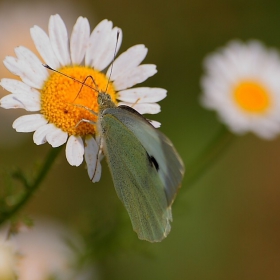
[75,118,96,129]
[85,135,103,182]
[73,104,98,116]
[93,136,104,182]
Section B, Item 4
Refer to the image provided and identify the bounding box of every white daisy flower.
[0,217,94,280]
[0,2,78,148]
[12,217,94,280]
[200,40,280,139]
[0,14,166,181]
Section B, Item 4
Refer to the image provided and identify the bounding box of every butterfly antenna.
[43,64,100,104]
[43,64,98,93]
[105,30,120,93]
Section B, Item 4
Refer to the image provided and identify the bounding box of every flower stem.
[184,125,236,188]
[0,146,63,225]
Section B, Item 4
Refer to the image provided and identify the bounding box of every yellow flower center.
[41,66,116,136]
[233,81,271,113]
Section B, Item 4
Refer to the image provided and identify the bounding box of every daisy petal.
[70,17,90,65]
[149,120,161,128]
[118,102,161,114]
[118,87,167,103]
[14,46,48,83]
[4,56,45,89]
[85,19,116,69]
[93,27,122,71]
[3,56,19,73]
[66,135,84,166]
[1,78,38,95]
[85,135,102,182]
[13,114,47,132]
[49,14,71,66]
[46,125,68,147]
[114,64,157,91]
[33,123,56,145]
[1,95,26,109]
[1,78,40,111]
[30,25,60,69]
[107,44,147,81]
[1,92,40,111]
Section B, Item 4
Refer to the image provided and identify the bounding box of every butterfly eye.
[97,95,102,105]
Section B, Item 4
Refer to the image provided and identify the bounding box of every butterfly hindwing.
[99,111,172,242]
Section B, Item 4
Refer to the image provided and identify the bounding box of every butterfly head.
[98,91,116,112]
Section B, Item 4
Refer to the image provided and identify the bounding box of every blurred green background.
[1,0,280,279]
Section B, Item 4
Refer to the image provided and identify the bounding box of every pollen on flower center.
[41,66,116,136]
[233,81,271,113]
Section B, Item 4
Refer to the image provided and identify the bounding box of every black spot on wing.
[147,152,159,172]
[151,156,159,171]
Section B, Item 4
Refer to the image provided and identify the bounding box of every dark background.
[1,0,280,279]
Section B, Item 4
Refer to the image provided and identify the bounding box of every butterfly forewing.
[103,105,185,206]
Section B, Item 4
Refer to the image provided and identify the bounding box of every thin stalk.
[185,126,236,188]
[0,146,63,225]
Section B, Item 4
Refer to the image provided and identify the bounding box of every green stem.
[0,146,63,225]
[185,125,236,188]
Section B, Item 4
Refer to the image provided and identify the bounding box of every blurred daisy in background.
[0,14,166,182]
[0,1,79,147]
[2,217,94,280]
[0,231,17,280]
[200,40,280,139]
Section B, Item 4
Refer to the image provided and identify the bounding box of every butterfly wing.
[104,106,185,206]
[99,111,173,242]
